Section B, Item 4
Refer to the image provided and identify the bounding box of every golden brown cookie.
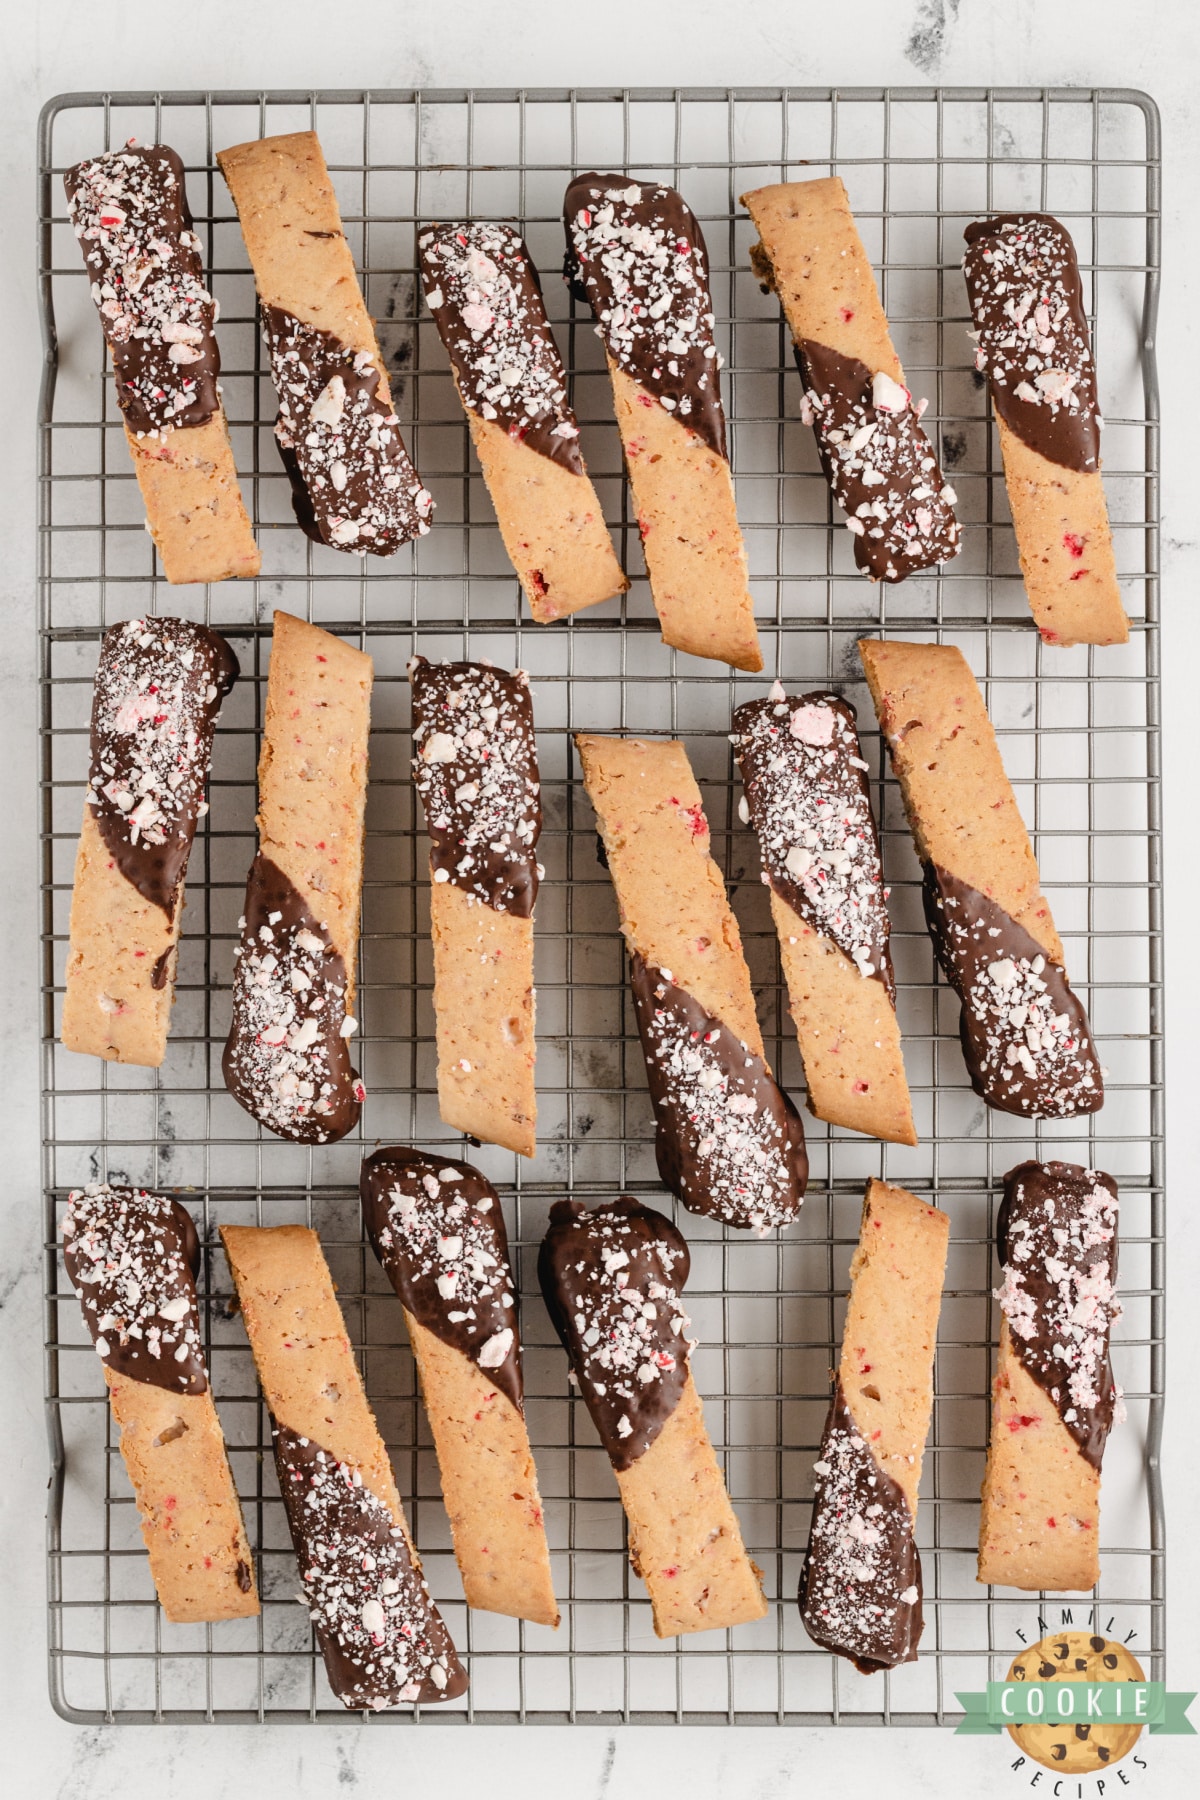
[1005,1632,1144,1773]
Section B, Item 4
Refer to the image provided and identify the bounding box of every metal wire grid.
[37,87,1162,1726]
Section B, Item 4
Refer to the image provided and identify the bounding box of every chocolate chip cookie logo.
[1005,1632,1145,1773]
[955,1621,1196,1780]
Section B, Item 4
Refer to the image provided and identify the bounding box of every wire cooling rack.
[37,86,1163,1726]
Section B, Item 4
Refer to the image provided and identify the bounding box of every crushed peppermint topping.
[261,307,432,555]
[274,1425,463,1710]
[963,214,1100,472]
[62,1184,207,1394]
[362,1149,522,1409]
[996,1162,1121,1462]
[410,658,541,915]
[565,173,729,460]
[799,1384,922,1672]
[418,221,584,475]
[539,1198,693,1469]
[66,142,219,435]
[630,957,807,1233]
[923,867,1103,1120]
[798,340,960,583]
[223,856,362,1144]
[87,616,237,916]
[732,690,893,996]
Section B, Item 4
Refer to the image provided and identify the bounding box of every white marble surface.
[3,3,1199,1794]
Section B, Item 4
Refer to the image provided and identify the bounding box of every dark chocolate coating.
[65,143,220,436]
[963,214,1100,473]
[410,657,541,916]
[538,1196,692,1471]
[63,1185,208,1395]
[798,1381,922,1673]
[564,172,728,461]
[273,1423,467,1709]
[629,954,807,1232]
[418,221,584,476]
[996,1161,1121,1470]
[222,854,362,1144]
[922,864,1103,1119]
[260,305,432,555]
[87,616,238,918]
[732,689,895,1001]
[796,340,960,582]
[361,1146,523,1412]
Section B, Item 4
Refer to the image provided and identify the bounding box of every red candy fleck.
[1063,532,1087,558]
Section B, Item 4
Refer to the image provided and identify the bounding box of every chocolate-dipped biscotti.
[62,617,238,1067]
[418,221,626,621]
[222,1224,467,1709]
[732,685,916,1145]
[362,1147,558,1626]
[858,639,1102,1119]
[411,658,540,1156]
[742,177,960,583]
[577,734,807,1232]
[799,1179,948,1671]
[963,215,1128,647]
[65,145,260,585]
[223,612,370,1143]
[63,1185,258,1622]
[540,1197,766,1637]
[565,175,762,671]
[217,130,431,554]
[979,1162,1121,1592]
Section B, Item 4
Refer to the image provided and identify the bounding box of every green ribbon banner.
[954,1683,1196,1735]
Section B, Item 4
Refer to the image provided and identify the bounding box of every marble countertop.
[3,3,1197,1794]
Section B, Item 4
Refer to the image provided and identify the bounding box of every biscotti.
[732,685,916,1145]
[858,638,1102,1118]
[411,657,539,1156]
[221,1224,467,1708]
[418,221,626,621]
[540,1197,766,1637]
[65,145,260,585]
[577,733,807,1232]
[217,130,431,554]
[223,612,370,1142]
[963,215,1128,647]
[741,177,959,583]
[62,616,238,1067]
[565,175,762,671]
[799,1179,948,1670]
[361,1147,558,1626]
[979,1162,1121,1592]
[63,1185,257,1623]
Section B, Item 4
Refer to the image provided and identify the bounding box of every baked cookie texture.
[218,129,431,554]
[223,611,370,1143]
[858,637,1103,1119]
[799,1179,948,1671]
[62,616,238,1067]
[418,220,626,621]
[732,685,915,1145]
[565,174,762,671]
[577,733,807,1232]
[540,1196,766,1637]
[978,1161,1121,1593]
[361,1147,558,1627]
[65,144,260,585]
[963,214,1128,647]
[411,658,540,1156]
[63,1185,257,1623]
[742,176,959,583]
[222,1224,467,1709]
